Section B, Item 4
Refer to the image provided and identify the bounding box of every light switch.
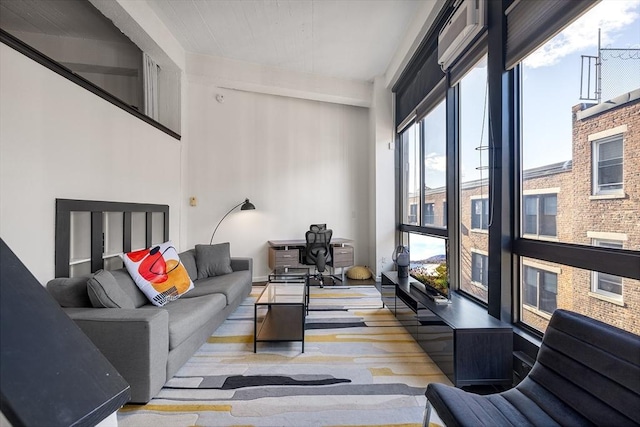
[189,197,197,207]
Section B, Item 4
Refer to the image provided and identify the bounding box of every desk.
[267,238,354,281]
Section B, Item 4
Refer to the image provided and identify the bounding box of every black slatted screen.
[505,0,599,70]
[393,0,455,130]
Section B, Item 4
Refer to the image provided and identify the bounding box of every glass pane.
[402,123,420,225]
[597,273,622,294]
[599,139,623,160]
[521,1,638,244]
[459,56,489,303]
[422,100,447,228]
[520,257,640,335]
[407,234,448,298]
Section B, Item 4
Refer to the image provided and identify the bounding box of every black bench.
[424,309,640,426]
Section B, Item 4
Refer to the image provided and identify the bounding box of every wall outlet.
[189,196,197,206]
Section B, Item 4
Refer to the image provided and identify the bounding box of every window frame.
[396,1,640,337]
[470,251,488,288]
[521,264,558,317]
[592,135,624,196]
[522,193,558,238]
[591,239,624,301]
[471,198,489,231]
[424,203,435,225]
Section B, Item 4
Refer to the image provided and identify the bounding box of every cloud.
[524,0,640,69]
[424,152,446,171]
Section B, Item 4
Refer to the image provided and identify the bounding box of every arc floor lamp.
[209,198,256,244]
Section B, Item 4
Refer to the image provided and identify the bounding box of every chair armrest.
[231,257,252,274]
[64,307,169,403]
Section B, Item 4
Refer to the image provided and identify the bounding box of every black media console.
[381,271,513,387]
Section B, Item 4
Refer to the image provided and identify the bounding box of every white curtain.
[143,52,159,121]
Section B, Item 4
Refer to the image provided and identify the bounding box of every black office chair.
[309,223,327,232]
[302,227,332,288]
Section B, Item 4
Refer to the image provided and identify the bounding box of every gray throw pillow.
[87,269,136,309]
[46,275,92,307]
[195,243,233,279]
[179,250,198,282]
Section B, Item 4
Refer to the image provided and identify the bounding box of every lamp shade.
[240,199,255,211]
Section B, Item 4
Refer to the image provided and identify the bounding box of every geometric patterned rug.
[118,284,450,426]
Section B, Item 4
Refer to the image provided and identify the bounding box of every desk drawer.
[269,248,300,269]
[331,245,354,268]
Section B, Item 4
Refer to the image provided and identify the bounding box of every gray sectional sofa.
[47,247,253,403]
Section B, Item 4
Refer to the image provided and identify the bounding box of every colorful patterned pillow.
[122,241,194,307]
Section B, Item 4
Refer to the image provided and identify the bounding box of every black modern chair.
[309,223,327,232]
[302,227,333,288]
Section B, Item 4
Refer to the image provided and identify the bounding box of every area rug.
[118,284,451,427]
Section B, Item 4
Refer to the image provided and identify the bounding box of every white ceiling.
[145,0,426,82]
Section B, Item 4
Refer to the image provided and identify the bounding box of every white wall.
[185,69,371,281]
[0,44,183,284]
[370,76,397,278]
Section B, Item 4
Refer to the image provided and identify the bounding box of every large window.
[401,123,420,226]
[518,1,639,334]
[423,100,447,229]
[459,56,489,302]
[396,0,639,339]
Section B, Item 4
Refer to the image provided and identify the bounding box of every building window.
[592,240,623,300]
[409,204,418,225]
[593,135,623,195]
[523,265,557,315]
[471,252,488,288]
[471,198,489,230]
[424,203,435,224]
[523,194,557,237]
[401,122,420,226]
[442,201,447,227]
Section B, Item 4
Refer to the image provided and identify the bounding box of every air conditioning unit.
[438,0,485,71]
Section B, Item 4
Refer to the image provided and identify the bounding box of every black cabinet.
[380,277,396,314]
[381,271,512,387]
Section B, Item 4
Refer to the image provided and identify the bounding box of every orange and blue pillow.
[122,241,193,307]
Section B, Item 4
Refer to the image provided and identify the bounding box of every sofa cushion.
[195,243,233,279]
[122,241,194,307]
[183,271,251,304]
[110,268,149,308]
[46,275,92,307]
[162,294,227,350]
[178,249,198,282]
[87,269,136,308]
